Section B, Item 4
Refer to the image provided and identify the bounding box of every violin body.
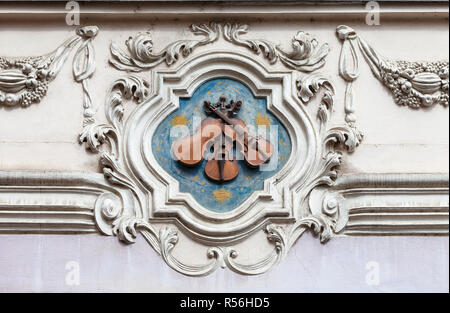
[224,118,274,168]
[205,127,240,182]
[172,117,222,166]
[204,157,239,182]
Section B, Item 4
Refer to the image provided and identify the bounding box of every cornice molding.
[0,170,135,234]
[0,3,448,20]
[2,171,447,235]
[319,173,449,236]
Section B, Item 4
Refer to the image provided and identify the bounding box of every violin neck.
[206,102,260,141]
[206,103,235,124]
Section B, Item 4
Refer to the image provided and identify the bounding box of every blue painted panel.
[152,78,292,213]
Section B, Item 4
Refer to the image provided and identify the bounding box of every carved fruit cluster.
[20,81,49,107]
[380,60,449,108]
[0,57,50,107]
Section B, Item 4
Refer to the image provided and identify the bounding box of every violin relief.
[172,96,274,183]
[152,78,292,213]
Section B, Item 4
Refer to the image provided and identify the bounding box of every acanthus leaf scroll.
[223,23,330,72]
[110,23,221,72]
[109,23,330,73]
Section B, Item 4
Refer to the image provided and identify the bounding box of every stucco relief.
[337,25,449,110]
[109,23,330,73]
[222,24,329,72]
[0,26,98,108]
[110,23,221,72]
[0,22,448,277]
[75,22,364,276]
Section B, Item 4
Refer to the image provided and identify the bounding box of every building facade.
[0,0,448,292]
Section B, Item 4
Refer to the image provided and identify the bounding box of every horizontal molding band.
[0,170,132,234]
[0,171,448,236]
[344,228,449,236]
[0,224,98,234]
[0,3,448,20]
[333,173,449,236]
[334,173,449,189]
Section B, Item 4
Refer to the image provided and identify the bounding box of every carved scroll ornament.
[110,23,330,73]
[110,23,221,72]
[223,24,330,72]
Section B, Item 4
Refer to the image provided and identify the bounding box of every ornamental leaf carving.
[110,23,329,73]
[223,23,330,72]
[110,23,220,72]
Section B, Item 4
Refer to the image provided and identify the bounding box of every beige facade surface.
[0,1,448,292]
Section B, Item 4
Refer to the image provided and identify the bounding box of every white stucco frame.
[125,51,316,242]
